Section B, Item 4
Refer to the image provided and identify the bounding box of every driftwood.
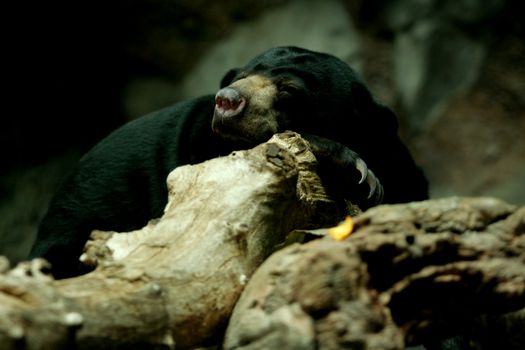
[1,132,524,349]
[224,197,525,350]
[0,132,345,350]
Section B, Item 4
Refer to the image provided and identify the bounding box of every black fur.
[30,47,428,278]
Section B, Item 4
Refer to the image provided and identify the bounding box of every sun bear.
[30,46,428,278]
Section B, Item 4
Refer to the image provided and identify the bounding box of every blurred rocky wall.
[349,0,524,203]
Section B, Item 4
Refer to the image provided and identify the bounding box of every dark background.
[2,0,524,263]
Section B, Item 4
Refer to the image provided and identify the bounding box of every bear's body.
[30,47,428,278]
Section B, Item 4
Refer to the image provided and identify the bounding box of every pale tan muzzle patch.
[228,74,277,113]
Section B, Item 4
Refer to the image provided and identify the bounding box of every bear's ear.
[220,68,241,88]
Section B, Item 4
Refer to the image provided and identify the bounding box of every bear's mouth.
[212,108,278,145]
[212,111,256,145]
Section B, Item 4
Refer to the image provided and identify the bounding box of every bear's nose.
[215,87,246,117]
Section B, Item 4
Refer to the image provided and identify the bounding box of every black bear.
[30,46,428,278]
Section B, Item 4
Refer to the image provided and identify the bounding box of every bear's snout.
[215,87,246,118]
[212,74,279,143]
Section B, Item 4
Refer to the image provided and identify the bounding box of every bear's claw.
[301,133,384,209]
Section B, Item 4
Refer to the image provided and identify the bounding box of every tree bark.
[223,197,525,350]
[0,132,344,350]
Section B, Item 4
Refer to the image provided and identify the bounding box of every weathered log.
[0,132,345,350]
[223,197,525,350]
[2,132,524,349]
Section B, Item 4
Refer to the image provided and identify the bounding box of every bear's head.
[212,46,397,148]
